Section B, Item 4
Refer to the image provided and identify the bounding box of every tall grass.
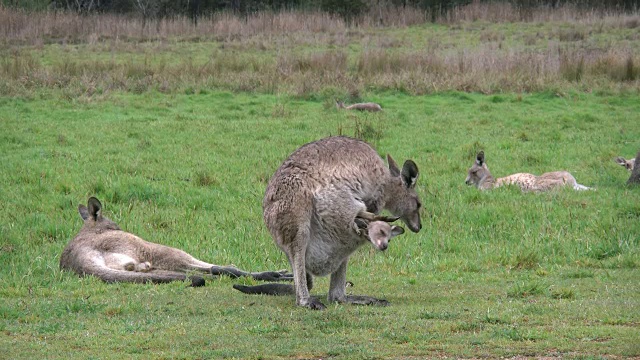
[3,3,639,44]
[2,4,640,97]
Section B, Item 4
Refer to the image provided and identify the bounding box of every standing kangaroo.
[234,136,422,310]
[233,216,405,296]
[465,151,592,192]
[335,99,382,112]
[60,197,292,286]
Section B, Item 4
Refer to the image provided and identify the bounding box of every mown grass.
[1,90,639,359]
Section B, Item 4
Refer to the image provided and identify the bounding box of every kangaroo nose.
[379,243,388,251]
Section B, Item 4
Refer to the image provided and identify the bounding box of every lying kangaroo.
[465,151,592,192]
[233,214,405,296]
[234,136,422,310]
[60,197,292,286]
[335,99,382,112]
[615,156,635,172]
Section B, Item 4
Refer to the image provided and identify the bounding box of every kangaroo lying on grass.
[233,136,422,310]
[335,99,382,112]
[465,151,592,192]
[615,156,636,172]
[60,197,293,287]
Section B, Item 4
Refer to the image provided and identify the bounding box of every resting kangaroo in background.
[615,156,635,171]
[233,136,422,310]
[335,99,382,112]
[60,197,292,286]
[465,151,592,192]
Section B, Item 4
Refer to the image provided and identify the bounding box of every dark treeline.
[3,0,639,21]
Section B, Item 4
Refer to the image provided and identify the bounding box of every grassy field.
[1,4,640,359]
[1,90,639,359]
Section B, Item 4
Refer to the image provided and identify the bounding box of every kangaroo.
[233,213,405,297]
[352,212,405,251]
[615,156,636,172]
[60,197,293,286]
[465,151,592,192]
[335,99,382,112]
[234,136,422,310]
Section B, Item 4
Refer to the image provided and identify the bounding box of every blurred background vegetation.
[3,0,640,22]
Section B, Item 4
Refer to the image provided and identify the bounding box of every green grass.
[1,90,639,358]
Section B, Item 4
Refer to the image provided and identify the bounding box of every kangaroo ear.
[388,154,401,177]
[476,151,485,166]
[390,225,405,238]
[401,160,419,189]
[78,204,90,221]
[87,197,102,221]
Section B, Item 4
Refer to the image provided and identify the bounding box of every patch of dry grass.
[1,4,639,97]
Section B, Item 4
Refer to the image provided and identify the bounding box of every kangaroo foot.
[302,297,326,310]
[336,295,389,306]
[232,283,294,296]
[251,270,294,282]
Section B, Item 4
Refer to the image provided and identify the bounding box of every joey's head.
[615,157,635,172]
[367,221,404,251]
[466,151,492,189]
[78,197,121,231]
[384,154,422,233]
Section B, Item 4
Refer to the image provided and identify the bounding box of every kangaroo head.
[78,197,121,231]
[384,154,422,233]
[335,99,345,109]
[615,157,635,171]
[366,221,405,251]
[465,151,492,188]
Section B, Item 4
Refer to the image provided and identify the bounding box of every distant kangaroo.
[335,99,382,112]
[60,197,292,286]
[615,156,635,172]
[465,151,592,192]
[234,136,422,310]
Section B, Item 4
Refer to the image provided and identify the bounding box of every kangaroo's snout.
[403,216,422,233]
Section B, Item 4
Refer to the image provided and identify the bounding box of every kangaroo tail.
[89,267,205,287]
[232,283,294,296]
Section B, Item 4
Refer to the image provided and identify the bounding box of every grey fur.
[239,136,422,310]
[60,197,292,286]
[233,216,404,297]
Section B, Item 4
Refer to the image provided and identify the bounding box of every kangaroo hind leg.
[328,260,389,306]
